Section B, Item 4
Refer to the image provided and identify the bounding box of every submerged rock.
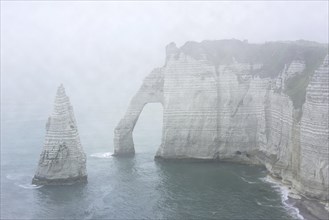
[32,84,87,185]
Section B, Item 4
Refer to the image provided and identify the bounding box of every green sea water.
[1,104,301,219]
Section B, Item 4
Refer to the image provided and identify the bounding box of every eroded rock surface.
[113,68,164,155]
[114,40,328,201]
[32,85,87,185]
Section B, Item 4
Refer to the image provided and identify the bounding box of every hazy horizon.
[1,3,328,219]
[2,1,328,105]
[1,1,328,144]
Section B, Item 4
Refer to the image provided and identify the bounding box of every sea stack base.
[32,175,87,185]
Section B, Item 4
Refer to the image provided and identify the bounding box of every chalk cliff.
[114,69,164,155]
[32,85,87,185]
[114,40,328,201]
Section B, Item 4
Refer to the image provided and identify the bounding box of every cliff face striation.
[32,85,87,185]
[114,40,328,201]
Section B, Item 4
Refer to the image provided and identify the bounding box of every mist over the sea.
[2,1,328,128]
[1,1,328,220]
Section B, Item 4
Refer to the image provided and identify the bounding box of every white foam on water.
[240,176,258,184]
[16,183,43,189]
[256,200,262,206]
[90,152,113,159]
[255,199,278,207]
[264,196,279,202]
[260,176,304,220]
[7,174,43,189]
[325,203,329,212]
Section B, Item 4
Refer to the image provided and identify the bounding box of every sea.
[1,102,303,219]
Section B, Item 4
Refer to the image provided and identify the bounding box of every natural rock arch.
[113,68,164,156]
[113,41,329,201]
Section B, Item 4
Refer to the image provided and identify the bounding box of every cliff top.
[166,39,328,109]
[169,39,327,78]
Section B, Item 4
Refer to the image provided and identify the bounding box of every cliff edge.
[113,40,328,203]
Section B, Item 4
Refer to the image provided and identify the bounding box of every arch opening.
[113,68,164,156]
[133,103,163,155]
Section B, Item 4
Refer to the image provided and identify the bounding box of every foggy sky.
[1,1,328,112]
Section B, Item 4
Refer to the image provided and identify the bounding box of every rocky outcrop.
[258,55,329,201]
[114,40,328,201]
[32,85,87,185]
[113,69,164,155]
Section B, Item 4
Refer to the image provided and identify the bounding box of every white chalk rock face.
[158,49,218,159]
[32,85,87,185]
[114,40,328,200]
[113,68,164,155]
[299,55,329,200]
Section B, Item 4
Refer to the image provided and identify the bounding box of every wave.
[264,196,280,202]
[16,183,43,189]
[260,176,304,220]
[255,199,281,208]
[256,199,272,207]
[90,152,113,158]
[7,174,43,189]
[240,176,258,184]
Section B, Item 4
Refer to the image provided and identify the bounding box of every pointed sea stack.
[32,85,87,185]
